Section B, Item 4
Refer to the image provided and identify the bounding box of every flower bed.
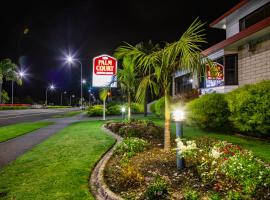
[104,120,270,199]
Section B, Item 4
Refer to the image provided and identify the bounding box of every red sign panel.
[93,55,117,75]
[206,62,224,80]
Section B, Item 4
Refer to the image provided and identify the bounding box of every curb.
[90,125,124,200]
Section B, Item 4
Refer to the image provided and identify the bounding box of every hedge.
[226,80,270,134]
[155,97,165,117]
[186,93,230,129]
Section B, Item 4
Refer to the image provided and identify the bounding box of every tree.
[1,90,10,103]
[0,59,22,103]
[117,56,137,120]
[114,19,207,150]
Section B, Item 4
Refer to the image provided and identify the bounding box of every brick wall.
[238,39,270,86]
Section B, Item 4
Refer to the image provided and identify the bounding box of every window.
[224,54,238,85]
[239,2,270,31]
[175,73,192,95]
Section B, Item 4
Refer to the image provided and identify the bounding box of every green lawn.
[146,116,270,163]
[0,120,115,200]
[0,121,54,142]
[51,110,83,118]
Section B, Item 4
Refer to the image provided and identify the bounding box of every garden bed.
[104,119,270,199]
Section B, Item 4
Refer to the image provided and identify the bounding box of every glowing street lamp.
[65,54,83,108]
[121,106,126,120]
[82,79,86,84]
[172,109,185,170]
[11,69,27,105]
[45,84,55,106]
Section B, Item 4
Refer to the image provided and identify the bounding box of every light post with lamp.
[121,106,126,120]
[65,55,83,108]
[45,84,55,106]
[60,90,67,105]
[69,94,75,106]
[172,109,185,170]
[11,70,26,105]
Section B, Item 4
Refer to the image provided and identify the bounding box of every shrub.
[226,80,270,134]
[155,97,165,117]
[87,105,104,116]
[144,176,169,199]
[130,102,144,113]
[150,101,156,114]
[186,93,230,129]
[115,137,148,158]
[120,165,144,188]
[183,187,200,200]
[107,104,121,115]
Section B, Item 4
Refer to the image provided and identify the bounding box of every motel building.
[173,0,270,97]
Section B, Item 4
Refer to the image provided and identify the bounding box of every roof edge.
[210,0,249,27]
[203,16,270,56]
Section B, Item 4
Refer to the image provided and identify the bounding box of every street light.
[121,106,126,120]
[69,94,75,106]
[60,90,67,105]
[45,84,55,106]
[172,109,185,170]
[11,69,26,105]
[65,55,83,108]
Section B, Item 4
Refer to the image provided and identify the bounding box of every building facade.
[173,0,270,97]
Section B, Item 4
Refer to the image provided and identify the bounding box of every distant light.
[172,109,185,122]
[121,107,126,113]
[66,55,74,64]
[49,84,55,90]
[189,79,193,83]
[23,28,29,35]
[82,79,86,84]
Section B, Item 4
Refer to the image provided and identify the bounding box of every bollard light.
[121,107,126,120]
[172,109,185,170]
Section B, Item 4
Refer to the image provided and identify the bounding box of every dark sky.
[0,0,239,104]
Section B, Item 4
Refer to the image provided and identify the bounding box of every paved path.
[0,108,80,126]
[0,113,84,168]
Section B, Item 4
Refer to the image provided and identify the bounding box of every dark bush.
[186,93,230,129]
[226,80,270,134]
[87,105,104,116]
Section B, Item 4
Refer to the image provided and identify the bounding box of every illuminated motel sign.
[206,62,224,87]
[92,54,117,88]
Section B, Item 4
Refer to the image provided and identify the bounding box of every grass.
[142,116,270,163]
[0,121,54,142]
[0,120,115,200]
[51,110,83,118]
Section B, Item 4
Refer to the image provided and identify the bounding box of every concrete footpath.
[0,113,84,168]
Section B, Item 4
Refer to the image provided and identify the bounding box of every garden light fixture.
[121,106,126,119]
[172,108,185,170]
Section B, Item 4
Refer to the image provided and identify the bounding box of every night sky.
[0,0,239,104]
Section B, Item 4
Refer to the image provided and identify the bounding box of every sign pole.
[103,99,106,120]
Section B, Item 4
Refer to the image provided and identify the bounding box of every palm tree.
[116,56,137,120]
[114,19,208,150]
[0,59,22,103]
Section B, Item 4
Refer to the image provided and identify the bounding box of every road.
[0,108,80,126]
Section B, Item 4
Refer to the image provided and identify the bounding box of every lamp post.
[61,91,66,105]
[69,94,75,106]
[172,109,185,170]
[45,84,55,106]
[66,55,83,108]
[11,70,25,105]
[121,106,126,120]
